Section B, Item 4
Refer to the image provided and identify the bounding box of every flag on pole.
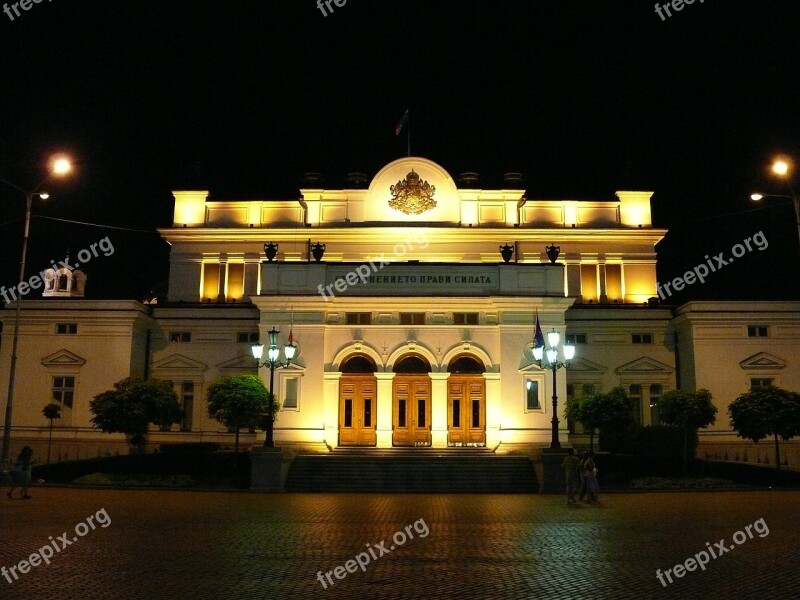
[534,311,545,348]
[395,109,409,136]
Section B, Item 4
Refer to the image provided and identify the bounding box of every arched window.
[447,355,485,374]
[341,355,377,374]
[394,355,431,374]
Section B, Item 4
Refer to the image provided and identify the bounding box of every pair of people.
[6,446,34,500]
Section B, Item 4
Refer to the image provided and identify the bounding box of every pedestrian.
[561,448,581,505]
[6,446,34,500]
[578,450,589,501]
[584,450,599,503]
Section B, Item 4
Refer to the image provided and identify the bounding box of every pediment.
[566,357,607,374]
[739,352,786,371]
[41,349,86,367]
[217,355,258,372]
[151,354,207,372]
[615,356,673,375]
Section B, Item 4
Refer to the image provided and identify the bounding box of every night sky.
[1,1,798,302]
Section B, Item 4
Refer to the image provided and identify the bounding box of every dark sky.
[1,0,799,302]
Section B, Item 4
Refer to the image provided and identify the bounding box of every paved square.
[1,489,797,599]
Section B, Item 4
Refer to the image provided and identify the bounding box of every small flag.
[534,312,545,348]
[395,109,409,136]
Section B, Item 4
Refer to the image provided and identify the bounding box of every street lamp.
[1,156,73,463]
[532,328,575,449]
[251,326,296,447]
[751,157,800,252]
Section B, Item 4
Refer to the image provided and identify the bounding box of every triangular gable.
[151,354,207,372]
[41,349,86,367]
[739,352,786,371]
[217,355,258,372]
[518,361,545,374]
[615,356,673,375]
[566,357,607,374]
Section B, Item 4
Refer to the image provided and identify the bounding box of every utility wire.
[34,215,160,234]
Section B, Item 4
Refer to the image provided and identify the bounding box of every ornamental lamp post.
[1,155,73,463]
[251,326,296,447]
[532,328,575,449]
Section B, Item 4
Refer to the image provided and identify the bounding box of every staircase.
[284,448,538,493]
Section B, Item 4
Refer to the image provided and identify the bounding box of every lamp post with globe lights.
[1,156,73,463]
[251,326,297,447]
[532,328,575,449]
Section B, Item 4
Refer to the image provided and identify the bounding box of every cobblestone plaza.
[1,489,797,599]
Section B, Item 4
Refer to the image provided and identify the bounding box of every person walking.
[584,450,599,503]
[561,448,581,505]
[578,450,589,501]
[6,446,34,500]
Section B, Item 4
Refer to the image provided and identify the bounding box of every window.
[525,380,540,411]
[345,312,372,325]
[400,313,425,325]
[283,377,299,409]
[632,333,653,344]
[628,384,642,426]
[237,332,260,343]
[566,334,587,345]
[170,331,191,343]
[453,312,479,325]
[52,376,75,408]
[52,376,75,426]
[56,323,78,335]
[649,384,662,426]
[750,378,774,388]
[181,381,194,431]
[747,325,768,338]
[581,383,596,398]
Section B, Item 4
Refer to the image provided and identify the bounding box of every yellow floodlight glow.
[51,156,72,175]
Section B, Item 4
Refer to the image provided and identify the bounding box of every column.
[598,261,607,303]
[217,256,227,303]
[243,253,260,299]
[484,372,502,448]
[375,372,395,448]
[565,256,581,298]
[323,372,341,449]
[430,372,449,448]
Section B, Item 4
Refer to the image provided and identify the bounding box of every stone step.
[285,454,538,493]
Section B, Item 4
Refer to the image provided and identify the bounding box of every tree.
[658,389,717,472]
[42,403,62,464]
[207,375,276,452]
[90,378,182,451]
[728,386,800,472]
[566,386,633,451]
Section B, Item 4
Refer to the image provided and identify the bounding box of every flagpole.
[407,113,411,156]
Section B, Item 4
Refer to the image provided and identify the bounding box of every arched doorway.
[339,355,377,446]
[447,355,486,446]
[392,354,431,446]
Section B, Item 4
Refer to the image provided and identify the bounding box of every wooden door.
[448,376,486,446]
[392,376,431,446]
[339,376,377,446]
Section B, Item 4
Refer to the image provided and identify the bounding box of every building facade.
[1,156,798,465]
